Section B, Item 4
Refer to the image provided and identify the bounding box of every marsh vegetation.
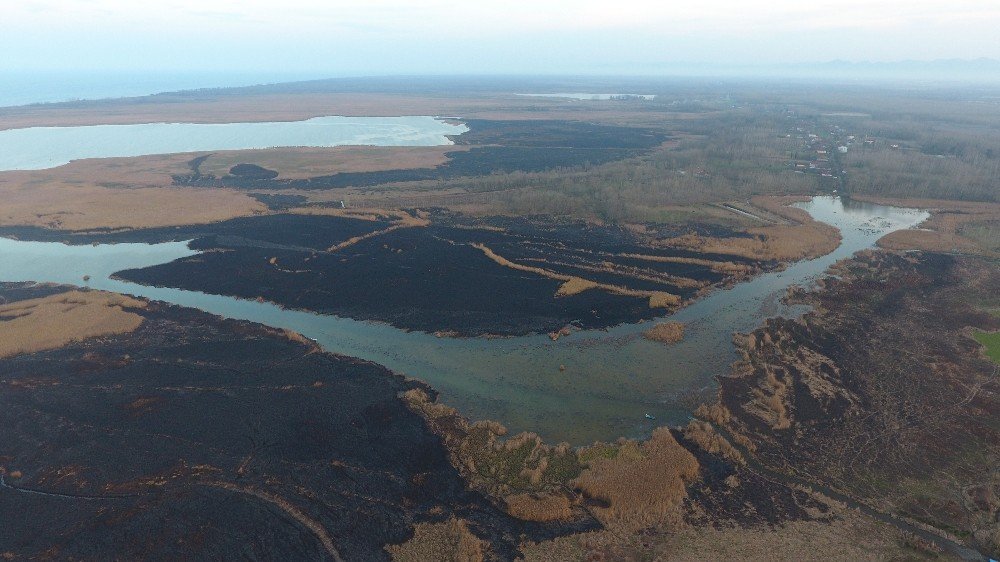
[1,77,998,561]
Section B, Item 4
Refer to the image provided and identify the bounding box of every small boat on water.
[645,413,655,420]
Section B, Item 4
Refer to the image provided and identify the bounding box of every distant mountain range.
[815,58,1000,70]
[808,58,1000,77]
[633,58,1000,83]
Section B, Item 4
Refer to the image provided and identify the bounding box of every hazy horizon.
[6,1,1000,76]
[2,60,999,109]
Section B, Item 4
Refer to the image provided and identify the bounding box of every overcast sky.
[5,0,1000,74]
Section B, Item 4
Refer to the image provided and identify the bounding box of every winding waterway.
[0,196,927,443]
[0,116,466,171]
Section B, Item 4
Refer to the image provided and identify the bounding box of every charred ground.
[171,119,670,190]
[0,201,774,337]
[0,283,598,561]
[0,275,961,562]
[2,210,774,337]
[703,251,1000,558]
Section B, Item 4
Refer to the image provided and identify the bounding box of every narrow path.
[0,471,138,501]
[202,481,345,562]
[716,203,771,223]
[0,472,344,562]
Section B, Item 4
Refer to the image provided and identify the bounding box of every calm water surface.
[0,197,927,443]
[0,71,325,109]
[0,116,466,170]
[516,93,656,100]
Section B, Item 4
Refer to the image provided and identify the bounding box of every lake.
[0,197,927,443]
[516,93,656,100]
[0,116,467,170]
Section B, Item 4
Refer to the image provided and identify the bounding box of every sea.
[0,70,325,109]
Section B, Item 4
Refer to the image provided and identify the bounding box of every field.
[858,196,1000,257]
[5,77,998,251]
[0,283,588,561]
[1,77,999,560]
[705,251,1000,558]
[174,119,669,191]
[0,290,145,358]
[107,212,753,336]
[197,146,461,180]
[0,280,966,561]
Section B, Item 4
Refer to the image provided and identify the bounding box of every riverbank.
[703,251,1000,559]
[0,273,962,561]
[0,197,929,443]
[0,282,591,560]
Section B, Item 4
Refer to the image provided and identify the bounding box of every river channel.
[0,196,927,443]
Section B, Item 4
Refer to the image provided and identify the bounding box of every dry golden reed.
[303,209,431,252]
[0,149,271,231]
[856,195,1000,256]
[386,518,484,562]
[572,428,699,530]
[643,321,685,344]
[472,243,680,309]
[659,196,842,262]
[0,290,146,358]
[504,493,573,522]
[198,145,457,180]
[618,252,751,274]
[682,420,744,463]
[555,277,599,297]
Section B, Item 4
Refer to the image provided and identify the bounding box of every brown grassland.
[517,507,931,562]
[0,152,196,187]
[0,93,490,130]
[706,251,1000,558]
[0,92,696,131]
[681,420,744,463]
[553,277,600,297]
[643,321,686,344]
[656,196,843,262]
[857,196,1000,257]
[405,381,943,561]
[572,427,700,531]
[0,145,463,230]
[404,387,702,531]
[285,207,432,252]
[0,154,266,229]
[402,388,584,522]
[617,252,751,275]
[197,145,463,180]
[4,83,998,560]
[385,518,485,562]
[503,493,574,523]
[472,243,681,309]
[0,290,146,358]
[0,183,266,230]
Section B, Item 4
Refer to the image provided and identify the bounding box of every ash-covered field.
[0,283,594,561]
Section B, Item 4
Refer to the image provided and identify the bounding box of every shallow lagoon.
[0,116,466,170]
[516,93,656,100]
[0,197,927,443]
